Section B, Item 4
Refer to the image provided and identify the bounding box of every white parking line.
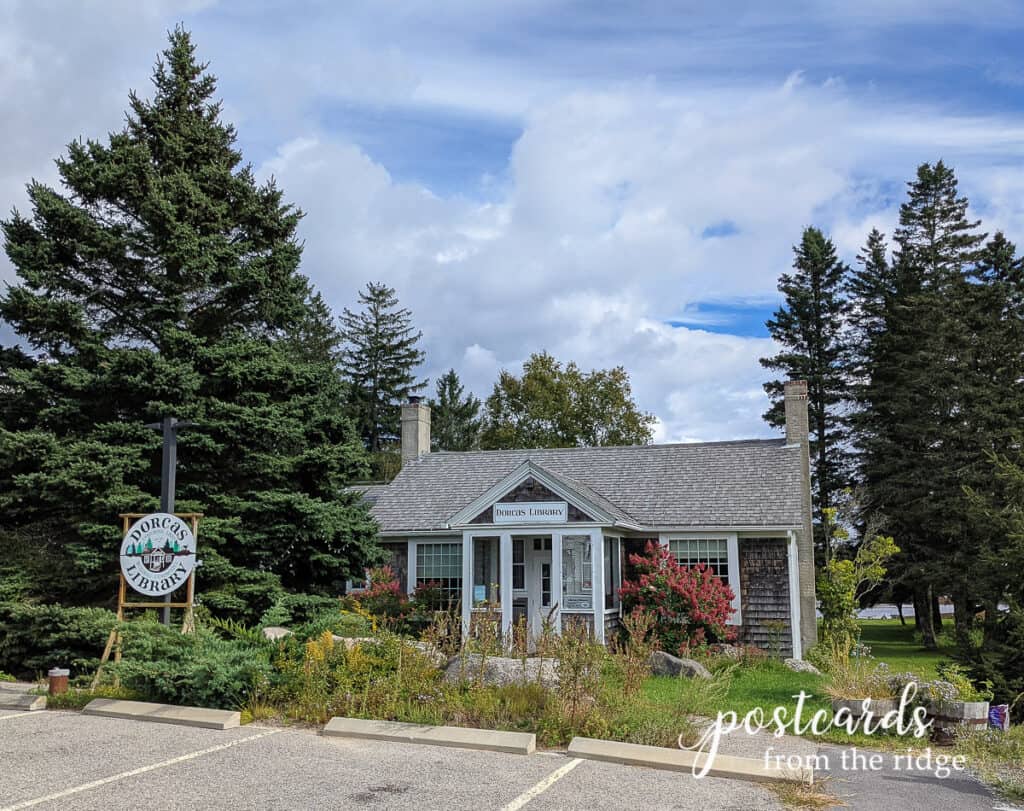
[500,757,584,811]
[0,728,281,811]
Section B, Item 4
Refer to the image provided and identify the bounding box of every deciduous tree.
[480,352,654,449]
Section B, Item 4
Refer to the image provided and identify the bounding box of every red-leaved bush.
[619,541,736,656]
[357,566,407,618]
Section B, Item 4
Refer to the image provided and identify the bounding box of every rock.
[332,636,376,649]
[649,651,712,679]
[784,658,822,676]
[443,654,559,689]
[708,643,743,660]
[409,640,449,668]
[262,626,292,641]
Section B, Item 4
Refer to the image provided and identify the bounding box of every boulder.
[409,641,449,668]
[262,626,293,641]
[784,658,822,676]
[443,654,559,689]
[333,636,376,649]
[649,650,712,679]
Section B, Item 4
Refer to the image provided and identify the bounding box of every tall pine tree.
[0,29,378,616]
[849,161,985,646]
[339,282,426,455]
[760,226,850,560]
[429,369,481,451]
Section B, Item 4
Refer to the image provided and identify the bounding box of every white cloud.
[7,4,1024,444]
[252,71,1024,442]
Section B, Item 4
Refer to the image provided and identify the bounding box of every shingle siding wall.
[738,537,793,657]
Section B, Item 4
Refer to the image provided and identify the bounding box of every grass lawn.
[857,618,953,679]
[644,618,957,749]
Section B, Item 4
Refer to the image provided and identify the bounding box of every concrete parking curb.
[567,737,813,785]
[0,694,46,711]
[323,717,536,755]
[82,698,240,730]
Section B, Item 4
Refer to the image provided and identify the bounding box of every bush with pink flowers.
[619,541,736,656]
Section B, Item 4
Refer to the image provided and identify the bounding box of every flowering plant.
[355,566,408,619]
[619,541,736,656]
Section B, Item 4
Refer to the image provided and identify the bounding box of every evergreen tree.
[849,161,985,647]
[0,29,378,615]
[760,226,850,559]
[339,282,426,453]
[480,352,654,449]
[845,228,896,383]
[428,369,481,451]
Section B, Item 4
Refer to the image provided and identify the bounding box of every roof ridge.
[429,437,785,457]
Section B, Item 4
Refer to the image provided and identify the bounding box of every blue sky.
[4,1,1024,440]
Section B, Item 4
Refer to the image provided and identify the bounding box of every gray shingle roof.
[369,439,804,533]
[347,484,390,506]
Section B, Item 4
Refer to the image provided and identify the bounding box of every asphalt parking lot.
[0,709,782,810]
[1,709,1015,811]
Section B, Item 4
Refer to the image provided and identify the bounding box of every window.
[669,538,730,584]
[512,539,525,590]
[562,535,592,610]
[473,537,500,605]
[604,537,620,609]
[416,542,462,604]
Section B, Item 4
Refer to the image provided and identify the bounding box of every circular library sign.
[119,512,196,596]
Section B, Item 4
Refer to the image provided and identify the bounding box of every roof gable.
[448,460,620,526]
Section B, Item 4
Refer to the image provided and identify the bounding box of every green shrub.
[0,601,118,679]
[958,608,1024,721]
[259,593,341,627]
[291,608,374,641]
[109,620,274,709]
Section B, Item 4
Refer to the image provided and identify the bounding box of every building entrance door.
[527,537,553,643]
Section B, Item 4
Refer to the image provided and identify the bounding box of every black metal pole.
[146,416,195,626]
[159,417,177,626]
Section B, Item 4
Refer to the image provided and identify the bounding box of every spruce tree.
[0,29,378,615]
[760,226,850,560]
[339,282,426,453]
[849,161,985,647]
[428,369,481,451]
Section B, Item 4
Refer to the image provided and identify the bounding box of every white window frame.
[659,532,742,626]
[413,540,463,604]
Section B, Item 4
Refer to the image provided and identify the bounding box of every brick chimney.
[400,396,431,462]
[783,379,809,447]
[783,379,817,654]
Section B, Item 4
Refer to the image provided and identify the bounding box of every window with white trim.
[669,538,730,584]
[416,542,462,603]
[604,537,620,609]
[561,535,592,610]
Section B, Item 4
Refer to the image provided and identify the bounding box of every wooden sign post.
[91,512,202,690]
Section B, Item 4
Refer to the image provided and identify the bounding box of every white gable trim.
[447,460,618,528]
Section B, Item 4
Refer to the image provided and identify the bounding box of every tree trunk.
[912,589,925,632]
[953,590,975,648]
[896,602,905,626]
[932,593,944,630]
[919,585,938,650]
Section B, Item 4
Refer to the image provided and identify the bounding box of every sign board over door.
[494,501,568,524]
